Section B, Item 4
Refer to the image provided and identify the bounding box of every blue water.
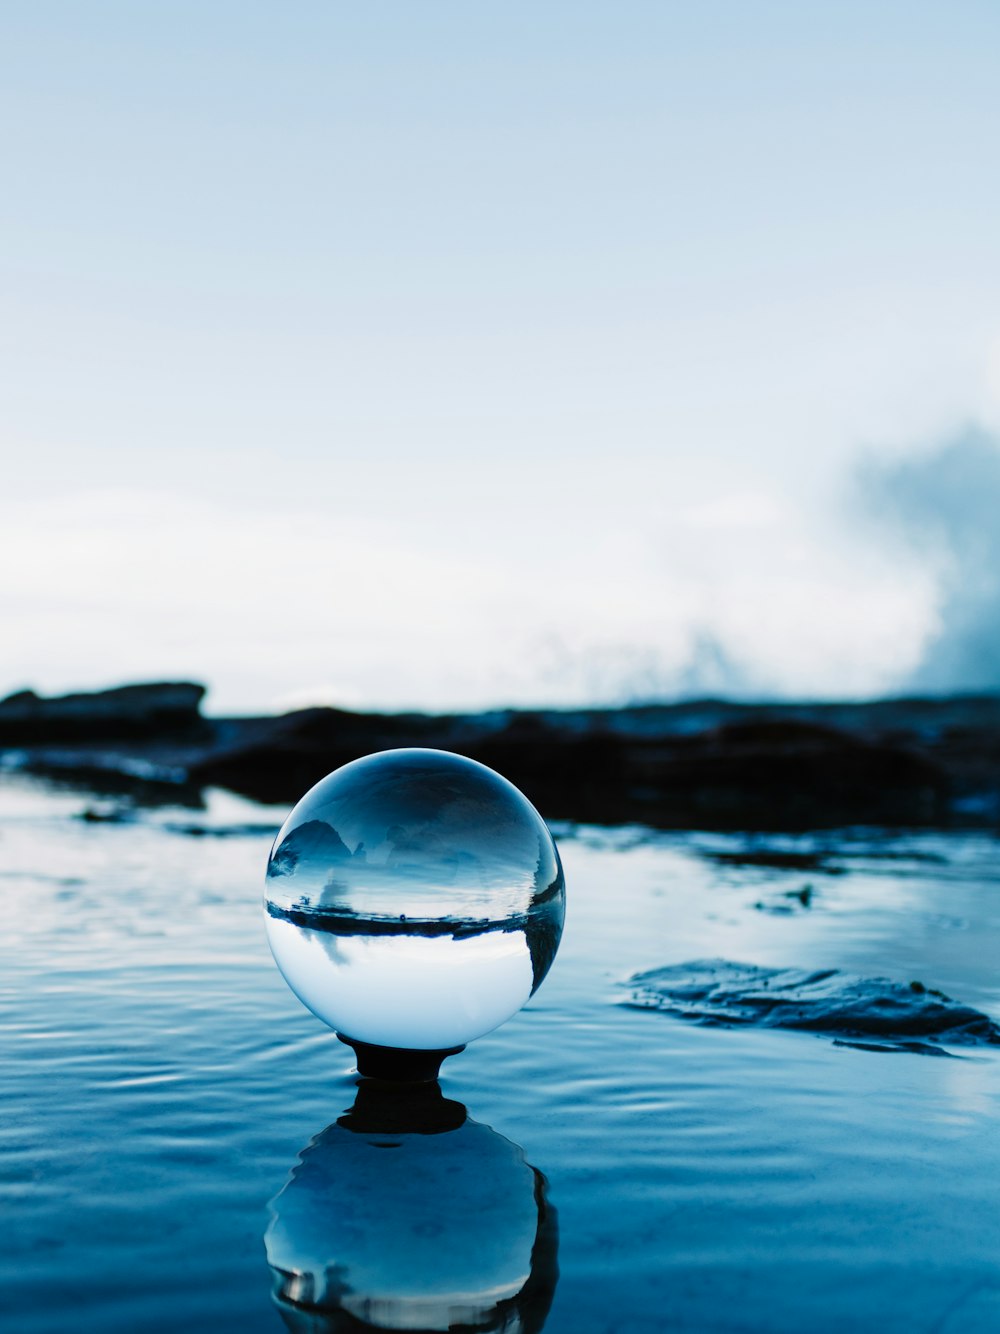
[4,773,1000,1332]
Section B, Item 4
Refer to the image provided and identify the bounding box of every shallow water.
[4,774,1000,1332]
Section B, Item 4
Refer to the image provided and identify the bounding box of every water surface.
[4,774,1000,1332]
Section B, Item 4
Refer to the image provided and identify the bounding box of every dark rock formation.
[3,683,1000,829]
[0,682,207,744]
[608,717,946,828]
[188,708,946,828]
[626,959,1000,1051]
[188,706,475,806]
[705,849,841,873]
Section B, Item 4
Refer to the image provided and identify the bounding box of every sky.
[3,2,1000,713]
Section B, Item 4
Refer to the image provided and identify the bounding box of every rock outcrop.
[3,684,1000,829]
[626,959,1000,1051]
[188,708,947,827]
[0,682,207,743]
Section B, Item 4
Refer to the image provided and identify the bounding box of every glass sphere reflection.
[265,1083,559,1333]
[264,749,565,1051]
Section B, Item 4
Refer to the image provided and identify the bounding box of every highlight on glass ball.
[264,748,565,1075]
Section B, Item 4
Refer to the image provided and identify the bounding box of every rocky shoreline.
[2,681,999,829]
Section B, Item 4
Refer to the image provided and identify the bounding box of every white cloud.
[0,474,944,712]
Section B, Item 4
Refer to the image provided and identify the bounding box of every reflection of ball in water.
[264,749,565,1051]
[266,1084,559,1334]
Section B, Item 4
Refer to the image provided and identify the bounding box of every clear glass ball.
[264,748,565,1051]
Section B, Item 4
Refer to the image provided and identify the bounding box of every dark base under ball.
[337,1033,466,1082]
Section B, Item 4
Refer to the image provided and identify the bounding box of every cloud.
[0,473,937,712]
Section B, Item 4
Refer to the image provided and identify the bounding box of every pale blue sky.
[3,3,1000,710]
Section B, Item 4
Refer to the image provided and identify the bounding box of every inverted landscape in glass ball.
[264,749,565,1052]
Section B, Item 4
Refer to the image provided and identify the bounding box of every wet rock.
[6,686,1000,830]
[0,682,207,744]
[187,708,946,828]
[626,719,948,829]
[160,821,281,839]
[626,959,1000,1051]
[186,706,621,811]
[706,850,842,874]
[13,752,205,808]
[77,804,134,824]
[187,707,481,806]
[753,884,814,914]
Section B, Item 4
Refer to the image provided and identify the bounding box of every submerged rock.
[626,959,1000,1052]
